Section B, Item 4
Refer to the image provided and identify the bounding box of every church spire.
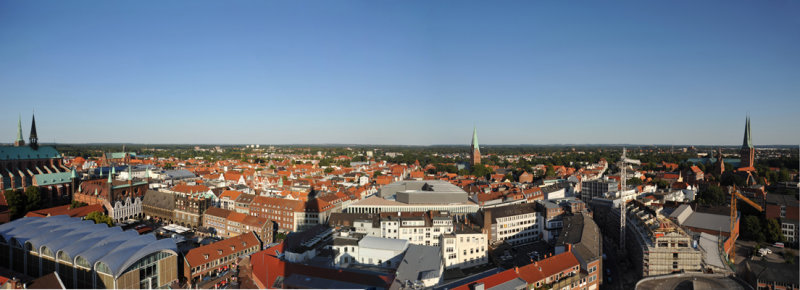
[470,126,481,166]
[29,113,38,150]
[742,115,753,149]
[471,126,480,152]
[14,114,24,147]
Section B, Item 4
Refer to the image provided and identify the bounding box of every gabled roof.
[0,145,60,161]
[517,251,579,284]
[25,204,105,218]
[143,190,175,210]
[185,232,259,268]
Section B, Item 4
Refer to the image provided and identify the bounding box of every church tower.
[13,114,24,147]
[739,116,755,170]
[470,127,481,166]
[29,113,38,150]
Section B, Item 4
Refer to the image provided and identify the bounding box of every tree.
[24,186,41,212]
[696,185,725,206]
[324,167,334,174]
[70,201,88,209]
[373,171,383,178]
[764,218,785,243]
[627,178,643,186]
[5,189,26,219]
[742,216,763,242]
[545,166,556,178]
[86,211,113,227]
[470,164,493,178]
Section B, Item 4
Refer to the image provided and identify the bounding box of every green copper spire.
[107,170,112,183]
[742,116,753,149]
[128,166,133,181]
[15,114,23,144]
[471,126,480,151]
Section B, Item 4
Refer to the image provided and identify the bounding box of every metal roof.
[682,211,735,233]
[0,216,177,277]
[34,171,72,186]
[358,236,409,252]
[0,145,60,161]
[393,244,442,287]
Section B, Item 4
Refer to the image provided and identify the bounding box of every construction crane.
[729,186,763,262]
[619,148,641,250]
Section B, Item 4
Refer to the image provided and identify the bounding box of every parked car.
[774,242,785,248]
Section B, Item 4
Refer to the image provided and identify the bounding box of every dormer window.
[204,254,209,260]
[217,249,223,255]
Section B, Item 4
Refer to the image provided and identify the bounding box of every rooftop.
[0,216,177,277]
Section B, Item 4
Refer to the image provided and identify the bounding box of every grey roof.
[698,232,725,269]
[490,278,528,290]
[745,259,799,285]
[482,203,538,223]
[392,244,442,289]
[382,180,469,205]
[0,215,177,277]
[670,204,694,225]
[163,169,196,179]
[143,190,176,210]
[766,193,799,206]
[359,236,409,252]
[682,211,734,233]
[556,213,602,261]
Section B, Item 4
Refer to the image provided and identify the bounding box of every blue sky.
[1,1,798,145]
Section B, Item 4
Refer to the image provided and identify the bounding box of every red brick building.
[765,194,799,243]
[184,232,261,288]
[249,196,304,232]
[470,127,481,166]
[73,174,148,222]
[1,114,76,206]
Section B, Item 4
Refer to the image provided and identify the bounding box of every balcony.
[550,274,581,290]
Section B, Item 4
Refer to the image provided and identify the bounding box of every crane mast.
[619,148,640,250]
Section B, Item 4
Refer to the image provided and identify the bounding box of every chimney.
[567,243,572,252]
[514,266,519,274]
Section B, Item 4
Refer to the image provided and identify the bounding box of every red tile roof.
[25,204,105,218]
[250,244,393,289]
[450,269,520,290]
[516,251,580,284]
[185,232,260,269]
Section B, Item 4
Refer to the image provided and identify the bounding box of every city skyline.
[1,1,799,145]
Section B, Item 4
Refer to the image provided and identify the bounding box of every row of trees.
[742,216,785,244]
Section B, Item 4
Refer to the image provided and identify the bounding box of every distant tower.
[714,148,725,176]
[13,114,24,147]
[739,116,755,170]
[470,127,481,166]
[29,113,38,150]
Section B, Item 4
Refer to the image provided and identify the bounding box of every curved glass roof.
[0,215,177,277]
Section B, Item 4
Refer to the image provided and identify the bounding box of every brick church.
[0,114,77,204]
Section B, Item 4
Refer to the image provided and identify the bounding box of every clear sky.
[1,1,798,145]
